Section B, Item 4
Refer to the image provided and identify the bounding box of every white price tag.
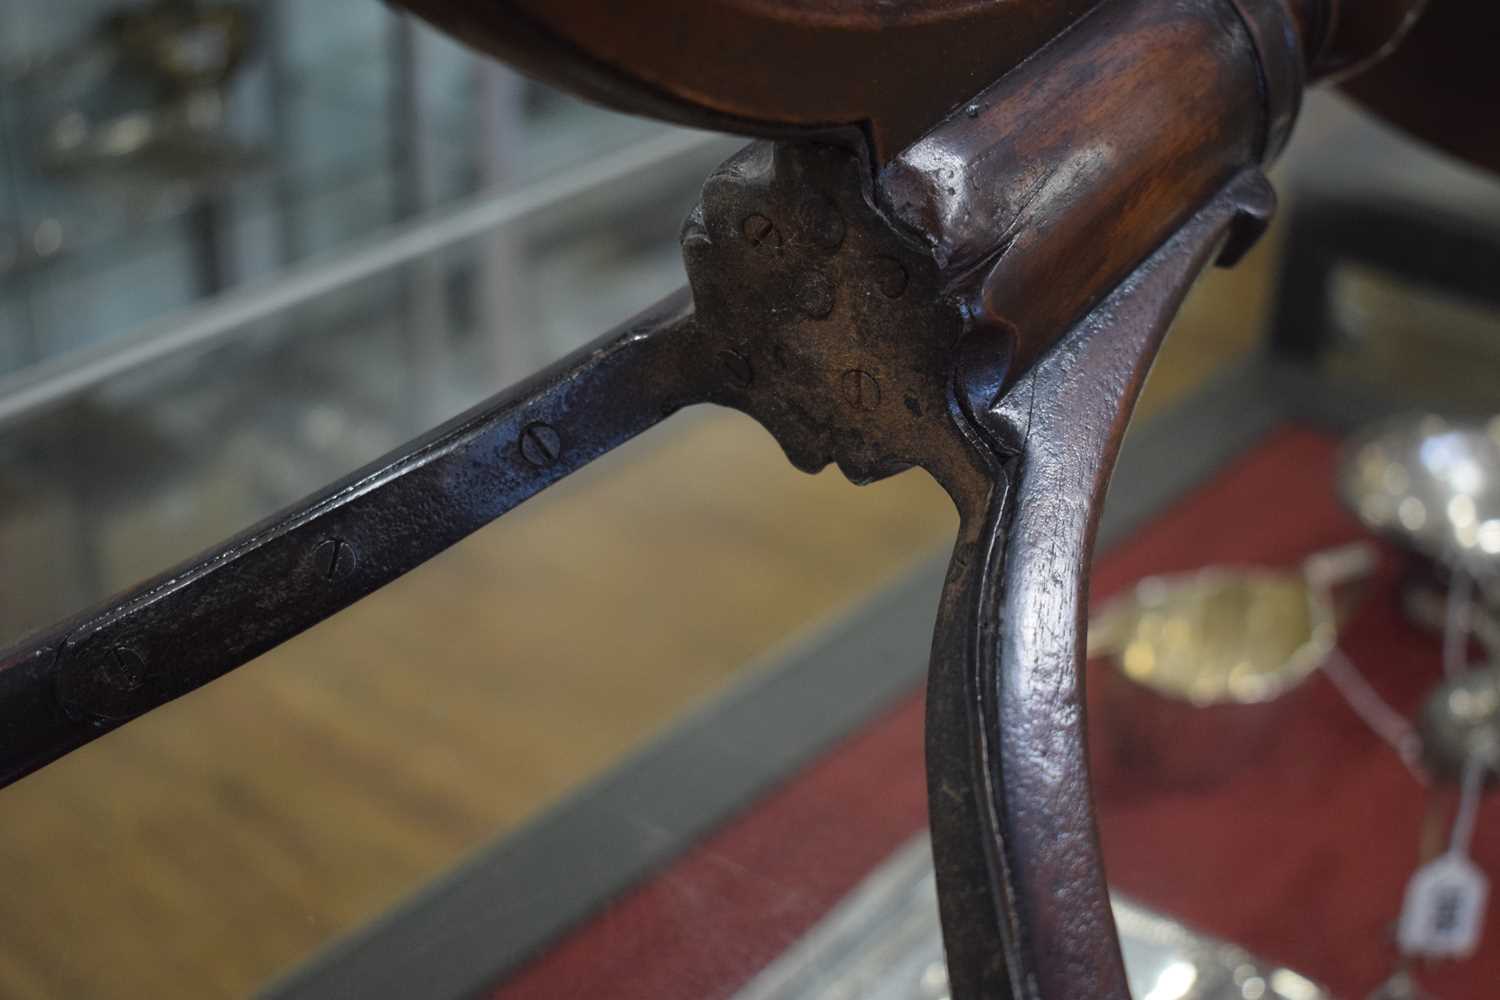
[1397,852,1489,958]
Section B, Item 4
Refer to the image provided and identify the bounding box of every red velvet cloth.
[1088,428,1500,998]
[493,426,1499,999]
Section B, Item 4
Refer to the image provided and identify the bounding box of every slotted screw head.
[98,646,145,693]
[314,538,358,581]
[520,422,562,467]
[740,213,782,254]
[718,349,753,388]
[841,369,881,411]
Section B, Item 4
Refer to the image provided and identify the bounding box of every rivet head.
[740,213,781,254]
[872,256,909,299]
[841,369,881,411]
[718,349,753,388]
[519,422,562,467]
[798,195,846,250]
[313,538,358,581]
[97,646,146,693]
[797,272,835,319]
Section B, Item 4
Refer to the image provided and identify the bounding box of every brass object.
[1089,544,1374,705]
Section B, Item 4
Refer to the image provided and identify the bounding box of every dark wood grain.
[1339,0,1500,174]
[880,0,1266,396]
[391,0,1105,163]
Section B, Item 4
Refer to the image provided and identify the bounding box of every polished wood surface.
[394,0,1439,164]
[880,0,1265,392]
[395,0,1103,161]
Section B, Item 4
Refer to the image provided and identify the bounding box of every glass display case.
[0,0,739,644]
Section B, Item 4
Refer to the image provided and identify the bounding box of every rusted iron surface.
[683,142,989,494]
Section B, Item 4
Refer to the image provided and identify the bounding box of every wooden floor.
[0,232,1276,998]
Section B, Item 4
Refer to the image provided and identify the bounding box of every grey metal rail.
[0,128,733,429]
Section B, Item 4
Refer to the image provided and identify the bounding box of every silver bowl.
[1339,414,1500,577]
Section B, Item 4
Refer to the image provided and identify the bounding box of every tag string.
[1443,567,1474,680]
[1450,751,1487,858]
[1322,646,1429,785]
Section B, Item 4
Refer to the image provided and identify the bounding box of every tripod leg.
[928,171,1275,999]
